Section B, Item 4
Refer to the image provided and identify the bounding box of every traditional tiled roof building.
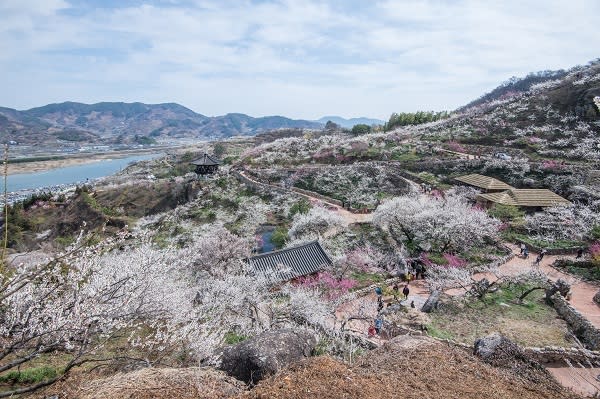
[245,241,332,283]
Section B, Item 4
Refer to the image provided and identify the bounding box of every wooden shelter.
[454,173,514,192]
[476,189,571,209]
[190,153,220,175]
[245,240,332,283]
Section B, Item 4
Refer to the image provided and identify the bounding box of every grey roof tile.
[246,240,332,283]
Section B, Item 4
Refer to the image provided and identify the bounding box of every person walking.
[392,283,399,301]
[377,296,384,312]
[375,317,383,335]
[519,243,526,256]
[576,247,584,259]
[368,324,376,337]
[538,249,547,262]
[415,263,424,280]
[402,284,410,300]
[523,246,529,259]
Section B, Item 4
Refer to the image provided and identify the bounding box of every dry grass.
[240,336,582,399]
[428,287,573,347]
[37,367,246,399]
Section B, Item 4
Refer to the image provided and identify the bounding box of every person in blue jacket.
[374,317,383,335]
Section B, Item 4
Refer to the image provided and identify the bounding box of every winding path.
[237,169,372,225]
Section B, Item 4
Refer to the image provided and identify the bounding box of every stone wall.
[290,187,344,207]
[524,346,600,365]
[514,239,580,255]
[233,171,291,197]
[549,292,600,351]
[435,337,600,365]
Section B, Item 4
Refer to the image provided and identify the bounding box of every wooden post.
[2,143,8,266]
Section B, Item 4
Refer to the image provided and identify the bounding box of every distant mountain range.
[316,116,385,128]
[0,102,324,146]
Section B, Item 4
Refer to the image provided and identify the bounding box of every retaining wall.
[436,337,600,365]
[291,187,343,207]
[514,239,581,255]
[549,292,600,351]
[233,171,293,197]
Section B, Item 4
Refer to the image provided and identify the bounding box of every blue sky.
[1,0,599,120]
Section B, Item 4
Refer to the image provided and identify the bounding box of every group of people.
[369,282,412,337]
[519,243,548,265]
[399,259,426,282]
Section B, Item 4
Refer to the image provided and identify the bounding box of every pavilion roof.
[190,153,220,166]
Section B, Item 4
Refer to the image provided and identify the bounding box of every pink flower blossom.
[442,253,467,268]
[296,272,357,300]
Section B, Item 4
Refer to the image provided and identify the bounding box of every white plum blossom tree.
[524,204,600,242]
[373,194,500,252]
[0,227,337,396]
[288,207,345,241]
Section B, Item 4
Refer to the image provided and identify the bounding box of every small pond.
[256,225,276,253]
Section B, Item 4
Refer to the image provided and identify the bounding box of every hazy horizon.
[1,0,599,120]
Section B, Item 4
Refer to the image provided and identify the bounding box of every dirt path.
[333,252,600,396]
[335,244,600,339]
[238,170,372,225]
[546,362,600,397]
[497,244,600,329]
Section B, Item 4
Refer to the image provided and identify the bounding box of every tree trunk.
[518,287,545,304]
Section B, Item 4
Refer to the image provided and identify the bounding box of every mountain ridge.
[0,101,323,145]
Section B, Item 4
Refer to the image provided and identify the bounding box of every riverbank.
[7,147,182,175]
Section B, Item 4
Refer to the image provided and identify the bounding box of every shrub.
[591,242,600,267]
[0,366,57,385]
[270,227,288,249]
[296,272,357,299]
[223,332,248,345]
[289,198,311,218]
[591,225,600,240]
[487,204,525,222]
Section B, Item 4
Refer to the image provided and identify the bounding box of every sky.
[1,0,599,120]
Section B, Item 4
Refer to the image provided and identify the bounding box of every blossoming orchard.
[1,58,600,396]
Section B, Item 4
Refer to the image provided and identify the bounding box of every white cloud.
[0,0,598,119]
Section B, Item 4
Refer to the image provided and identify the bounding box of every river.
[6,153,161,193]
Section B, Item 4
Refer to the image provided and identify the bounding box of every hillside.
[420,60,600,160]
[460,69,569,111]
[0,102,322,146]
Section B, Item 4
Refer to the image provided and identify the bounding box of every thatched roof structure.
[454,174,514,192]
[246,240,332,283]
[477,189,571,208]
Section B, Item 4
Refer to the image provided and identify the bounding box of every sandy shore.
[8,155,118,175]
[6,147,189,176]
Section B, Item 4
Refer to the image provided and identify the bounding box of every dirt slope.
[241,336,582,399]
